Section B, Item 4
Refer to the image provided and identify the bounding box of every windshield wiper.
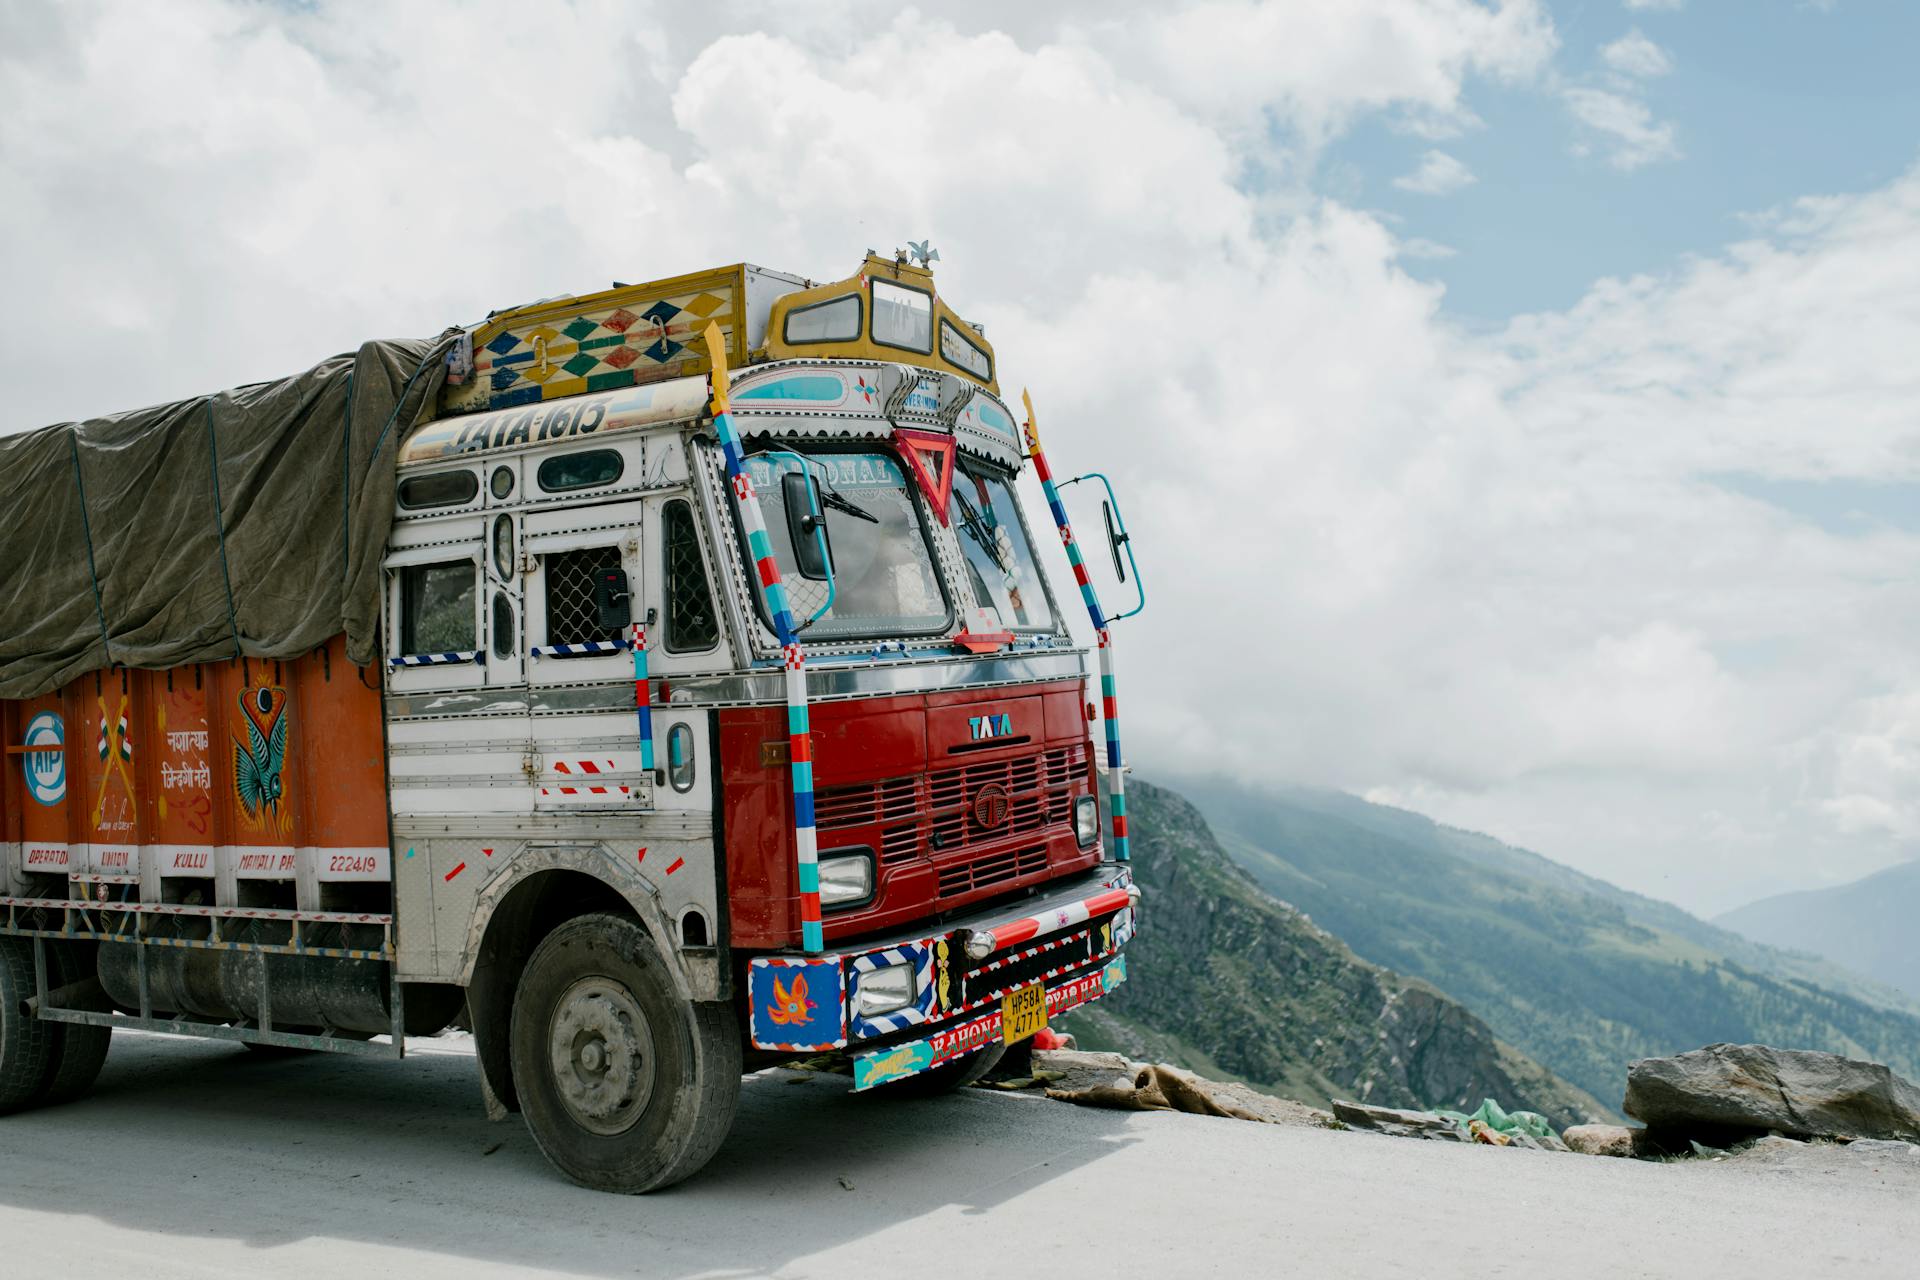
[953,488,1011,573]
[820,489,879,524]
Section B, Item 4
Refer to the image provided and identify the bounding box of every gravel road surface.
[1,1031,1911,1278]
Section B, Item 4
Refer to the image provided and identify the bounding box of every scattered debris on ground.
[1333,1097,1569,1150]
[1624,1044,1920,1150]
[1024,1050,1334,1127]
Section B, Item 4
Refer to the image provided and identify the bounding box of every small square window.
[401,562,476,655]
[871,280,933,354]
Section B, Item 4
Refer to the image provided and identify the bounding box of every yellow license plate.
[1002,981,1048,1046]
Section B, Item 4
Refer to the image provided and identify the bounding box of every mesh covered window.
[544,546,623,646]
[663,500,719,652]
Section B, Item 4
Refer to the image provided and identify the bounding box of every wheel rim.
[546,976,656,1136]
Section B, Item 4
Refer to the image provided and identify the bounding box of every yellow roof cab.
[442,253,999,417]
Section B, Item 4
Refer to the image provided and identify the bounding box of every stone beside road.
[1564,1124,1646,1158]
[1624,1044,1920,1145]
[1332,1099,1469,1141]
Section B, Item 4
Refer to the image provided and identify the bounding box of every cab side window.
[544,546,624,645]
[401,561,477,655]
[662,499,719,652]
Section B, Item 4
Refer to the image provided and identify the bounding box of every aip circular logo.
[23,711,66,806]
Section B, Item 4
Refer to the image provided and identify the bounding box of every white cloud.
[1393,149,1478,195]
[1563,85,1681,169]
[4,1,1919,917]
[1601,29,1674,78]
[1623,0,1684,11]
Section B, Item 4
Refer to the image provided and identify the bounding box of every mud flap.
[464,965,518,1118]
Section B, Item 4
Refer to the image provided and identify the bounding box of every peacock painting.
[233,686,291,834]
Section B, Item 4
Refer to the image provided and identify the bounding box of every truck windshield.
[743,450,950,640]
[953,462,1055,632]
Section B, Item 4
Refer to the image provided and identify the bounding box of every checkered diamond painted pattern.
[468,290,735,410]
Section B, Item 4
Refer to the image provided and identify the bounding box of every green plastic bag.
[1435,1098,1555,1141]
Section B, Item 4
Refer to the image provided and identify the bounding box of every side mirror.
[1056,471,1145,623]
[593,567,632,633]
[782,471,834,581]
[1103,499,1128,584]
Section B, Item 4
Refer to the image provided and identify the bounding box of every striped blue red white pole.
[703,322,824,954]
[629,621,655,773]
[1020,391,1129,862]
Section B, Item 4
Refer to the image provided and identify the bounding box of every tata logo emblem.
[969,713,1013,741]
[973,783,1011,829]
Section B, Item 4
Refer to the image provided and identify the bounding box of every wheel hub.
[547,977,655,1136]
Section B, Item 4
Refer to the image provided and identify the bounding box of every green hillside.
[1175,776,1920,1109]
[1058,781,1606,1128]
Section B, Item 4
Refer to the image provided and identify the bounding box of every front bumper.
[743,864,1138,1087]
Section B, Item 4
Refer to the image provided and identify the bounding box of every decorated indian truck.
[0,250,1143,1191]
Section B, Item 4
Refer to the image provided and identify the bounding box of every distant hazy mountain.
[1717,861,1920,1005]
[1062,780,1605,1128]
[1167,775,1920,1110]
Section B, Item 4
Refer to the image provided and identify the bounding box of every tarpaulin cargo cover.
[0,333,457,700]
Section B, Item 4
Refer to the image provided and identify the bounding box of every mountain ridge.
[1716,859,1920,1004]
[1059,780,1607,1128]
[1167,774,1920,1109]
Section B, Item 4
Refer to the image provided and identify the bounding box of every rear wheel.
[40,942,110,1105]
[0,938,58,1115]
[509,914,740,1193]
[868,1042,1008,1098]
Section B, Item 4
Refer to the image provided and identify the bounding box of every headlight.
[817,851,875,909]
[1075,796,1101,849]
[855,961,915,1017]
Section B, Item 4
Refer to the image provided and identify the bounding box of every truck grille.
[938,843,1048,897]
[813,744,1083,888]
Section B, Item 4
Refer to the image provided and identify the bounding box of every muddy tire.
[509,913,740,1193]
[0,937,58,1115]
[869,1042,1008,1098]
[40,942,110,1105]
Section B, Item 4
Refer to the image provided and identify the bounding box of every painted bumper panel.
[746,869,1136,1054]
[851,954,1127,1090]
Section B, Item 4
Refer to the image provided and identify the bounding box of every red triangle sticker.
[892,428,957,526]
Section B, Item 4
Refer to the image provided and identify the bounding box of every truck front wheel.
[509,913,740,1193]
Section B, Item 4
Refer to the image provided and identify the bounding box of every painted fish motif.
[768,972,818,1026]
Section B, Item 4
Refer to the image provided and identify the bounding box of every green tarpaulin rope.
[367,345,443,464]
[204,399,242,657]
[66,431,112,665]
[340,368,355,589]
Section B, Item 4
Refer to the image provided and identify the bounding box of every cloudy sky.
[5,0,1918,915]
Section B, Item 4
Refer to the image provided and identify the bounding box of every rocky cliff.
[1062,780,1606,1128]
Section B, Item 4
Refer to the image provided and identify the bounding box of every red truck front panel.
[721,678,1099,948]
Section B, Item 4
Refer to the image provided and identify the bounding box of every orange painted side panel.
[3,690,73,876]
[2,635,389,895]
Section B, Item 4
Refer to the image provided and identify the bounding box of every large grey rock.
[1030,1049,1137,1096]
[1624,1044,1920,1143]
[1332,1099,1466,1141]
